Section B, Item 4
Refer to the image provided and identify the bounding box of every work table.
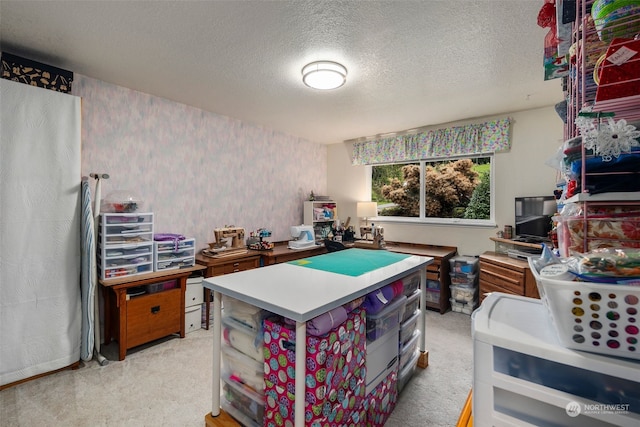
[202,248,432,427]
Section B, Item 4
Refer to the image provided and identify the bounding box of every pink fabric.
[363,368,399,427]
[263,308,367,426]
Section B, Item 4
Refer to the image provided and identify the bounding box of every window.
[371,155,493,224]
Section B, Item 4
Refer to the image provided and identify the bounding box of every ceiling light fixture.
[302,61,347,90]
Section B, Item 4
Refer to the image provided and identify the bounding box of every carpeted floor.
[0,309,473,427]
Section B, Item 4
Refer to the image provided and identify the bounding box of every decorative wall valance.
[351,118,511,165]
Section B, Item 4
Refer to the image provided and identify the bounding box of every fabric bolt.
[307,306,349,337]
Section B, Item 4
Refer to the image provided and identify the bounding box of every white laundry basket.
[529,257,640,360]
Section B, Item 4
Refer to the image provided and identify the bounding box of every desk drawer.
[126,288,181,348]
[217,259,259,275]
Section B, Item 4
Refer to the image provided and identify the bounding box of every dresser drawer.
[126,288,181,348]
[479,280,519,302]
[185,281,203,307]
[479,268,524,295]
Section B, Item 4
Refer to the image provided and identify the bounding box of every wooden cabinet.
[100,265,205,360]
[385,243,457,314]
[126,288,182,348]
[478,251,539,303]
[196,252,261,330]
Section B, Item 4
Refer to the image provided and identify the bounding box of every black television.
[514,196,556,242]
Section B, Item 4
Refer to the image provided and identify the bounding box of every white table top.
[203,251,432,322]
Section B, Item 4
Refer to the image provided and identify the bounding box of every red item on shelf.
[595,38,640,102]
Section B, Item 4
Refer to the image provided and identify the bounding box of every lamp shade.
[357,201,378,218]
[302,61,347,90]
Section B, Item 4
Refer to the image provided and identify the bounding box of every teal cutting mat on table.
[288,248,409,276]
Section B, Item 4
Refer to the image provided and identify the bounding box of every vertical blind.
[351,118,511,165]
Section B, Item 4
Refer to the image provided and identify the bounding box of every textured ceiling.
[0,0,564,144]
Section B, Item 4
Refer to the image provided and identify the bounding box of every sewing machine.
[288,225,317,249]
[205,227,248,257]
[356,225,385,249]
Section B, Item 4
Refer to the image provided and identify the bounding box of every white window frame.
[369,154,496,228]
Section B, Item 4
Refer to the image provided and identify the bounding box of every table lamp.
[357,201,377,226]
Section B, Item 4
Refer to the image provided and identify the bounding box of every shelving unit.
[561,0,640,254]
[303,200,337,241]
[98,212,154,280]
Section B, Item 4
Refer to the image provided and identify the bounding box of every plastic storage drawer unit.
[366,295,407,342]
[400,271,421,296]
[399,310,420,344]
[397,349,420,393]
[401,289,421,323]
[473,293,640,426]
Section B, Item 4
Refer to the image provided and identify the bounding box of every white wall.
[327,106,564,256]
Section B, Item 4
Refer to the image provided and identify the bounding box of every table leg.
[418,267,429,368]
[294,320,306,427]
[205,288,211,330]
[211,291,222,417]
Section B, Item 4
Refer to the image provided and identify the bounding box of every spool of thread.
[540,264,573,281]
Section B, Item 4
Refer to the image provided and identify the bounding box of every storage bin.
[154,238,195,271]
[221,400,260,427]
[366,295,406,342]
[222,294,269,332]
[98,212,154,280]
[397,349,420,393]
[427,279,440,290]
[400,271,421,296]
[399,310,420,344]
[450,272,478,287]
[425,288,440,304]
[399,330,420,371]
[184,305,201,333]
[146,279,176,294]
[222,344,264,394]
[450,298,478,315]
[450,284,478,304]
[222,374,264,422]
[449,255,479,274]
[401,289,420,323]
[222,316,263,362]
[529,257,640,360]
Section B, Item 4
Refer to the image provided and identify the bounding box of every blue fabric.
[80,179,95,361]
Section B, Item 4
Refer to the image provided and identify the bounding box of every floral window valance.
[351,118,511,165]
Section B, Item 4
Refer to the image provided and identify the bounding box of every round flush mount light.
[302,61,347,90]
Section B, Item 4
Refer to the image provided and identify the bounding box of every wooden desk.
[259,242,327,265]
[100,265,205,361]
[195,252,262,330]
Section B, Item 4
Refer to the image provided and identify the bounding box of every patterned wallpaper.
[74,75,327,249]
